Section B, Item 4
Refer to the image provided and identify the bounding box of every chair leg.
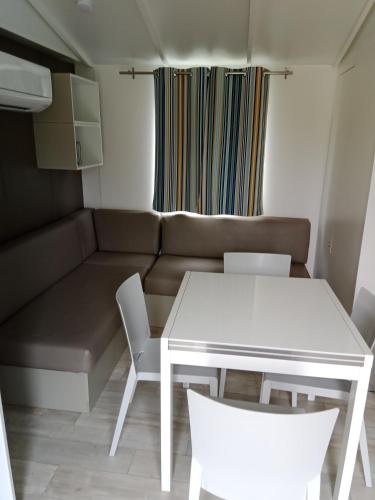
[307,475,320,500]
[109,363,137,457]
[259,377,272,404]
[189,457,202,500]
[129,376,138,404]
[209,377,218,397]
[291,391,298,408]
[183,383,190,389]
[359,421,373,487]
[308,393,316,402]
[219,369,227,398]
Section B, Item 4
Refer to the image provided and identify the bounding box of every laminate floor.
[4,347,375,500]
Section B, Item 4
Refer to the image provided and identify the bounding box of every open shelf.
[71,74,101,123]
[33,73,103,171]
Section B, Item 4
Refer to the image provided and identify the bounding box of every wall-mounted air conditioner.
[0,51,52,112]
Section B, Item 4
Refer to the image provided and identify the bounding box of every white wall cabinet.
[33,73,103,170]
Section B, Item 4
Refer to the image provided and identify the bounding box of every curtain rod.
[119,67,293,79]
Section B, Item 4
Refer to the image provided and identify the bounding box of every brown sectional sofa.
[0,208,310,411]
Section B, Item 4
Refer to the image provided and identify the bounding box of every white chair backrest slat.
[115,273,150,370]
[224,252,291,277]
[188,390,338,500]
[351,287,375,390]
[352,288,375,351]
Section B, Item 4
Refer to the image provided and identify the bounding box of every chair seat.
[264,373,351,398]
[137,338,217,379]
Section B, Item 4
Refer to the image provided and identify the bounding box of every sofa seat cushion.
[0,263,133,373]
[85,252,156,280]
[144,255,223,296]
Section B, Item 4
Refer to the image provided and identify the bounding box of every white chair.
[187,389,339,500]
[109,273,219,457]
[260,287,375,487]
[219,252,292,397]
[223,252,292,277]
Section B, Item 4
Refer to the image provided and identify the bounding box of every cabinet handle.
[76,141,82,166]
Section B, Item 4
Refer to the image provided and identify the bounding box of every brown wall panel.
[0,32,83,243]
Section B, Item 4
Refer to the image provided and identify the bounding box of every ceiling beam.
[27,0,92,66]
[247,0,257,65]
[136,0,166,64]
[334,0,375,66]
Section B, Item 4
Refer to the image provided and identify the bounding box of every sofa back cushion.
[0,218,83,324]
[161,213,310,264]
[68,208,97,260]
[94,209,161,255]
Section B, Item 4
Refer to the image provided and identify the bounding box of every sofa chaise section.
[0,209,144,411]
[0,208,163,411]
[0,264,125,373]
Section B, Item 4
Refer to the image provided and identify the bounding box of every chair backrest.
[187,390,338,500]
[351,287,375,390]
[115,273,151,369]
[224,252,291,277]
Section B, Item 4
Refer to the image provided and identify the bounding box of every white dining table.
[160,272,373,500]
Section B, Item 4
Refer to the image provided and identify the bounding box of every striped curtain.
[153,67,269,216]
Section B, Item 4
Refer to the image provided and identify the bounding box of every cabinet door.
[34,123,77,170]
[74,125,103,168]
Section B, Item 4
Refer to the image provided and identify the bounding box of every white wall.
[355,160,375,298]
[0,0,76,61]
[84,65,336,245]
[82,65,155,210]
[315,9,375,312]
[263,66,336,275]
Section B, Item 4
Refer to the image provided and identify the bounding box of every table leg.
[160,337,173,492]
[333,358,372,500]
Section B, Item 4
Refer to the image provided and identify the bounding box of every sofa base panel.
[0,329,125,412]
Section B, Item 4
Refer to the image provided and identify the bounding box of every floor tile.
[4,350,374,499]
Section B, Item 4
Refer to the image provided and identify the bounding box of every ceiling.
[27,0,372,67]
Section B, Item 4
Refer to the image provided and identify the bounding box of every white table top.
[163,272,371,363]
